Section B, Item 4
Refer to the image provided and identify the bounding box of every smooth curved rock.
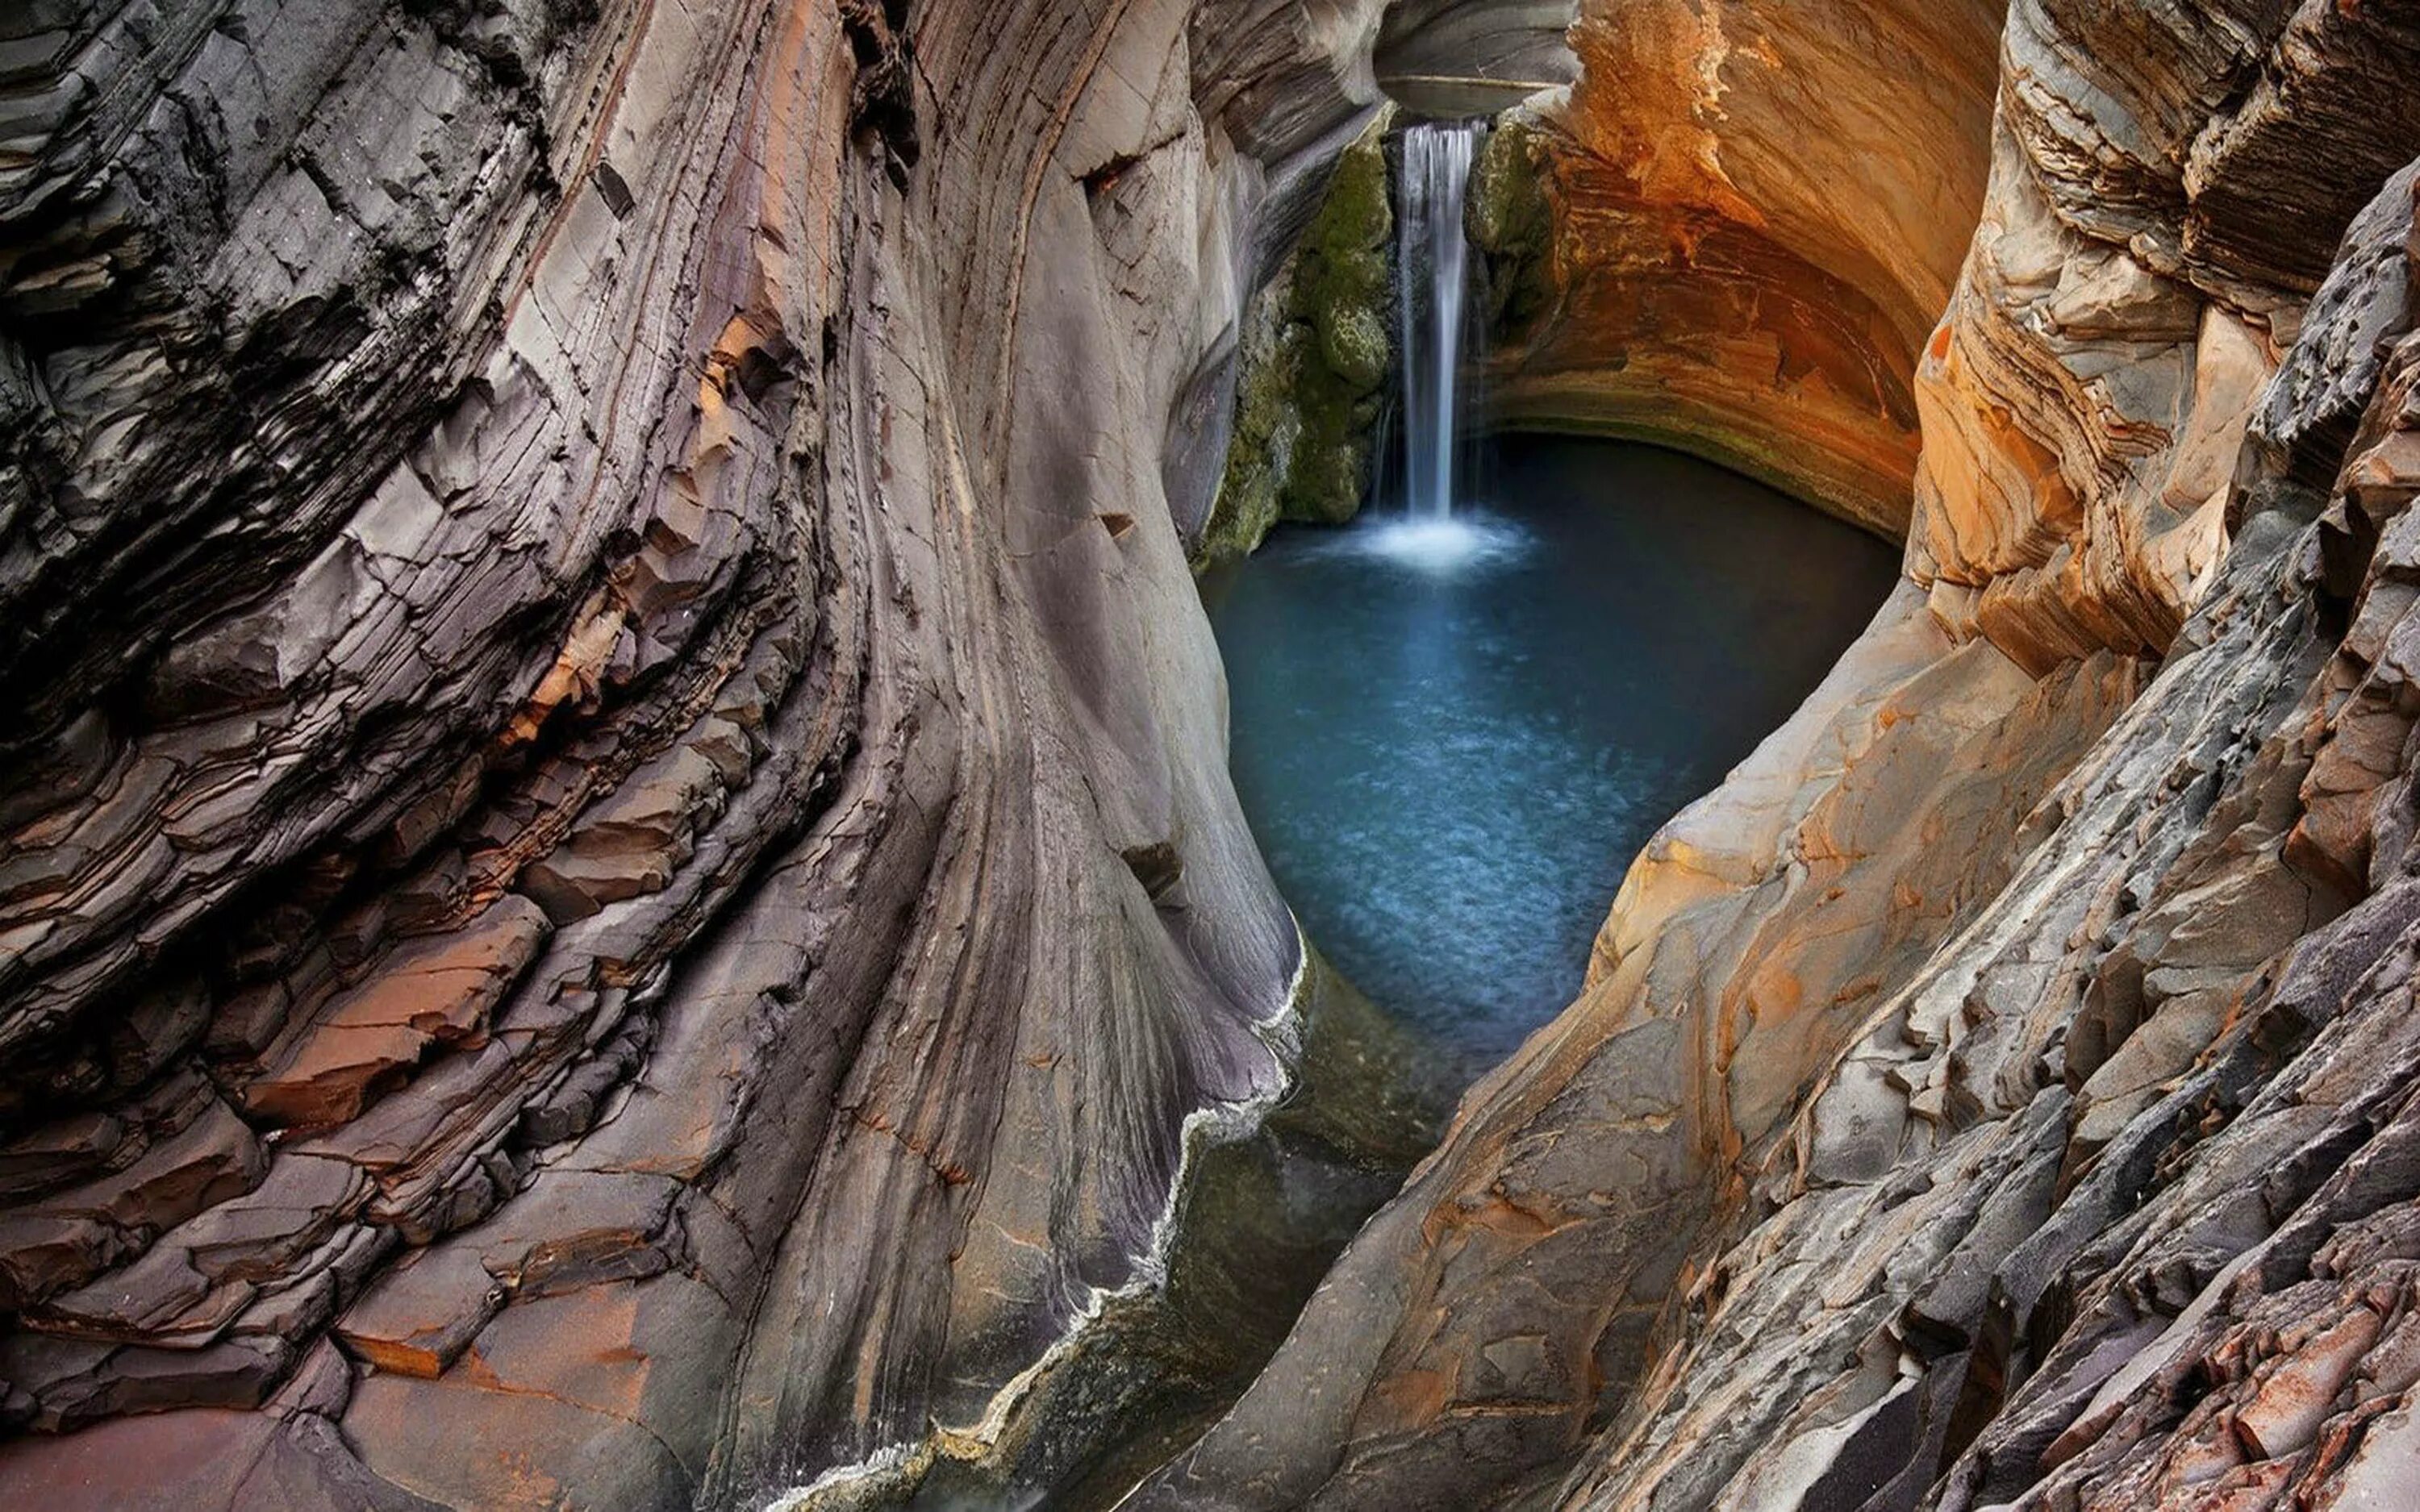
[0,1,1416,1506]
[17,2,2420,1510]
[1472,0,2008,536]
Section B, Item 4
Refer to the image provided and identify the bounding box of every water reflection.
[1201,438,1900,1077]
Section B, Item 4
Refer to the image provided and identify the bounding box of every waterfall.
[1352,119,1517,573]
[1396,120,1483,520]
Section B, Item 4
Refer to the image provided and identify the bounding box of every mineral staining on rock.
[1470,0,2007,539]
[0,0,1406,1507]
[1139,3,2420,1510]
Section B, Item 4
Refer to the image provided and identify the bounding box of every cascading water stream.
[1396,120,1483,521]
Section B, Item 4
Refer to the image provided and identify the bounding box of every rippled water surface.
[1201,436,1901,1073]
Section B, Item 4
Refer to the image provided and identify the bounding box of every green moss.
[1191,111,1397,568]
[1286,438,1366,527]
[1468,115,1554,342]
[1316,304,1387,394]
[1192,273,1303,569]
[1276,119,1393,527]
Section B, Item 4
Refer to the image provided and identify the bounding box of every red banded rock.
[1472,0,2007,536]
[0,1339,436,1511]
[519,744,732,922]
[238,897,550,1131]
[1910,0,2420,677]
[332,1244,504,1381]
[20,0,2420,1509]
[2183,0,2420,301]
[1142,10,2420,1512]
[1909,124,2270,673]
[1565,159,2420,1512]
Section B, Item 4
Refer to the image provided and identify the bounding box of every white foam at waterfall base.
[1354,118,1512,577]
[1330,512,1533,573]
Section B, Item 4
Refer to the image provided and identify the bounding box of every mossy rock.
[1298,131,1392,275]
[1274,119,1394,529]
[1283,436,1367,527]
[1193,110,1400,565]
[1316,304,1388,394]
[1290,130,1392,401]
[1193,272,1305,569]
[1468,115,1554,342]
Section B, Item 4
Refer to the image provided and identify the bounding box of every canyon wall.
[0,2,1404,1507]
[15,2,2420,1510]
[1372,0,1577,117]
[1137,2,2420,1510]
[1470,0,2008,536]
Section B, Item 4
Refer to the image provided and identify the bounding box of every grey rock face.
[0,0,1407,1506]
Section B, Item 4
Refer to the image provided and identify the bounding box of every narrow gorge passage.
[15,0,2420,1508]
[1203,438,1897,1071]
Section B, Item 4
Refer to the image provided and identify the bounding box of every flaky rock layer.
[0,1,1412,1506]
[16,2,2420,1510]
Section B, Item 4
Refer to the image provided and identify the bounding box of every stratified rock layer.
[18,2,2420,1510]
[1138,3,2420,1510]
[1371,0,1578,118]
[0,1,1410,1506]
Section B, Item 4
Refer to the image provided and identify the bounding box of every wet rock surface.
[15,1,2420,1510]
[1194,112,1397,567]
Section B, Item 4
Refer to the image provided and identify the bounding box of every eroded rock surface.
[1140,3,2420,1510]
[0,1,1414,1506]
[19,0,2420,1509]
[1471,0,2009,536]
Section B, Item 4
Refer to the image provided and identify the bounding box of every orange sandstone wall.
[1479,0,2006,536]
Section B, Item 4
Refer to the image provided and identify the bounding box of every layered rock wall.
[1137,3,2420,1510]
[1471,0,2007,535]
[16,2,2420,1510]
[0,1,1398,1506]
[1372,0,1578,117]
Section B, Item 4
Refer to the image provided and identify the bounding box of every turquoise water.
[1200,436,1899,1073]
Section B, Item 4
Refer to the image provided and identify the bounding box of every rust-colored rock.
[1141,6,2420,1512]
[240,898,550,1130]
[1471,0,2007,536]
[12,0,2420,1510]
